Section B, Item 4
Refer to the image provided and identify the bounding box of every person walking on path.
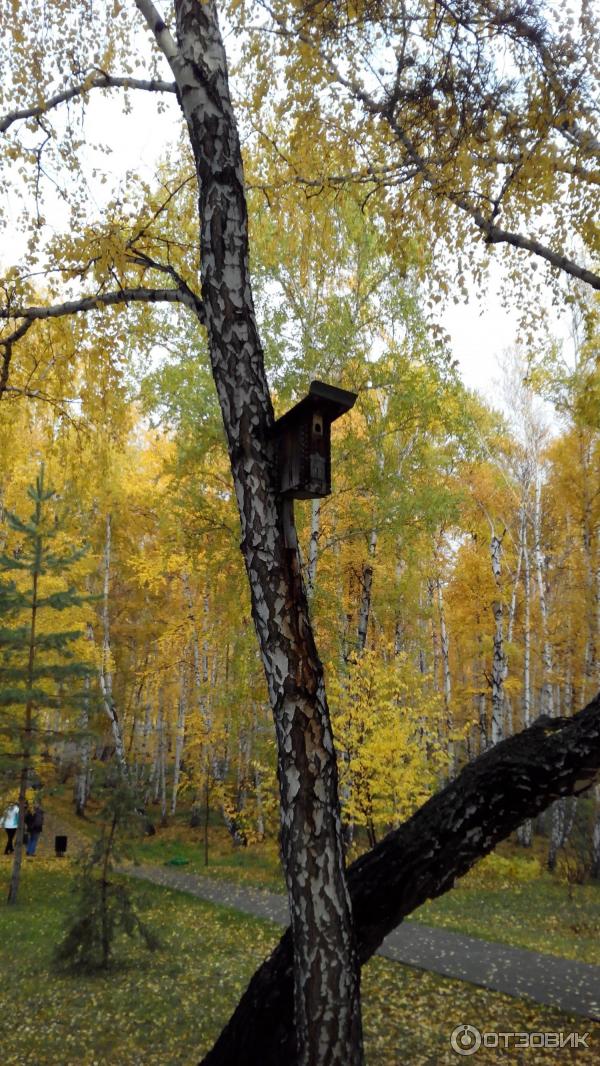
[26,803,44,857]
[1,801,19,855]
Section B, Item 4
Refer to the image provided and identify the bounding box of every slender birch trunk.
[476,628,488,754]
[171,659,188,815]
[306,498,320,600]
[357,528,377,653]
[133,4,362,1059]
[490,530,506,746]
[75,675,91,816]
[99,514,128,775]
[534,471,553,717]
[517,514,533,846]
[428,579,440,691]
[436,579,454,777]
[183,574,247,845]
[157,691,168,826]
[140,692,153,788]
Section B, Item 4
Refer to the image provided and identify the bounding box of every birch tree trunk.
[517,515,533,846]
[99,514,128,775]
[579,433,598,700]
[134,5,362,1060]
[436,578,454,777]
[184,574,247,846]
[534,471,554,717]
[158,692,168,827]
[74,621,94,816]
[74,674,91,816]
[490,531,506,746]
[306,498,320,600]
[171,660,188,815]
[357,529,377,653]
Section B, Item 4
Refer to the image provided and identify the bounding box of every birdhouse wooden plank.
[271,380,357,499]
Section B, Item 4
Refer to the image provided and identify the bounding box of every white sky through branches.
[1,67,568,412]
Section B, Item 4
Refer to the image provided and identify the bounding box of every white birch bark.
[357,528,377,653]
[171,659,188,815]
[132,3,363,1058]
[183,574,246,844]
[74,621,94,815]
[427,578,440,691]
[436,579,454,777]
[534,470,554,716]
[306,498,320,600]
[252,704,266,840]
[490,530,506,746]
[98,514,128,775]
[517,515,533,846]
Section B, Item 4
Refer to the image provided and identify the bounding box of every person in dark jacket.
[26,803,44,856]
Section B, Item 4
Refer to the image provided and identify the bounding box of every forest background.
[0,0,599,1061]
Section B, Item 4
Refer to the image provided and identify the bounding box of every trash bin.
[55,834,67,857]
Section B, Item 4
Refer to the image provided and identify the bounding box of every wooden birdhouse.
[272,380,357,499]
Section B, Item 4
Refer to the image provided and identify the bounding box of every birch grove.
[0,0,599,1061]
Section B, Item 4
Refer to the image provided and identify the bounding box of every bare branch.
[382,114,600,290]
[0,320,34,400]
[0,286,204,400]
[0,74,177,134]
[0,285,204,327]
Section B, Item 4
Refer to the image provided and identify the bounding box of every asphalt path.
[125,863,600,1021]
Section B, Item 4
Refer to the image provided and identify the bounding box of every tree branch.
[134,0,182,74]
[0,285,204,327]
[257,5,600,291]
[201,690,600,1065]
[383,114,600,291]
[0,74,177,134]
[0,286,204,400]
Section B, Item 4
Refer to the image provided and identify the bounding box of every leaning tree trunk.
[136,3,362,1063]
[201,691,600,1066]
[306,498,320,600]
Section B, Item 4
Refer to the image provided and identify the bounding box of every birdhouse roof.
[272,380,357,434]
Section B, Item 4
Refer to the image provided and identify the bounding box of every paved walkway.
[125,863,600,1021]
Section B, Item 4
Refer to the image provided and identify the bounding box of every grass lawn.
[410,875,600,965]
[0,857,597,1065]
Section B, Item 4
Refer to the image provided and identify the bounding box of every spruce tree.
[0,465,92,904]
[54,771,160,971]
